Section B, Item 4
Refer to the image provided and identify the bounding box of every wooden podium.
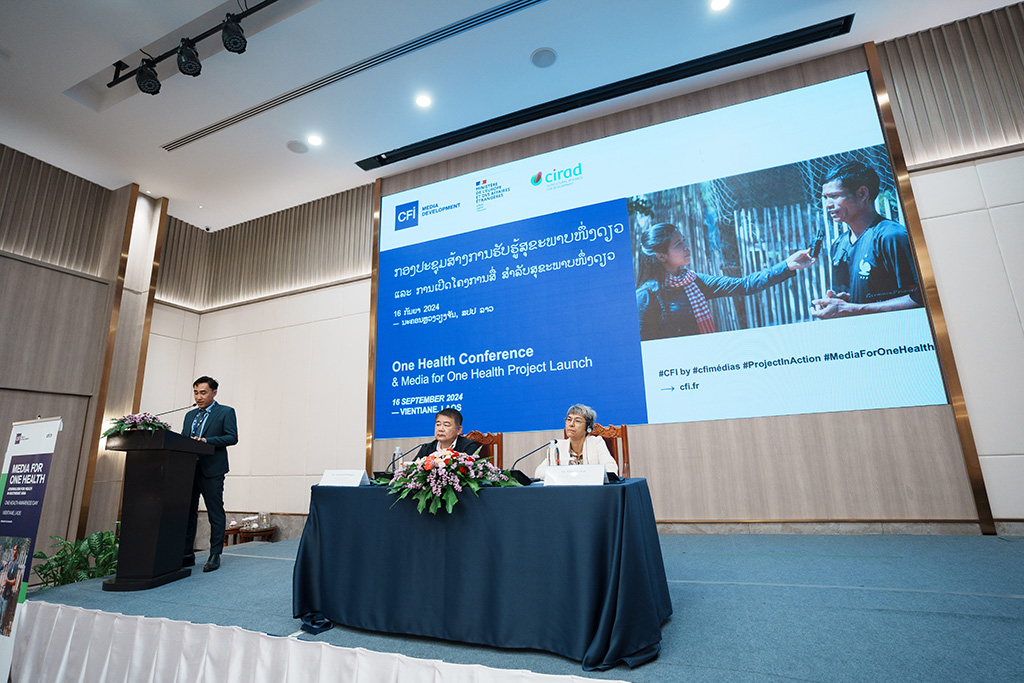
[102,430,212,591]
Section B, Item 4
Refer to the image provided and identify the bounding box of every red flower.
[459,466,468,474]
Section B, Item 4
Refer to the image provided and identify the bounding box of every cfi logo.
[395,201,419,230]
[530,172,543,186]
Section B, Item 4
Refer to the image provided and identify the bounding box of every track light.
[177,38,201,77]
[221,14,247,54]
[135,59,160,95]
[107,0,282,92]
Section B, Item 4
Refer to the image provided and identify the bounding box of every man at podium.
[183,376,238,573]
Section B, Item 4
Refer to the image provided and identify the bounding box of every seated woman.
[534,404,619,478]
[636,222,815,341]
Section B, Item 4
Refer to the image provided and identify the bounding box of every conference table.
[292,478,672,671]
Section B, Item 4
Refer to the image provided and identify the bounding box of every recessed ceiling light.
[415,94,432,108]
[198,205,203,209]
[145,190,152,194]
[711,0,730,10]
[531,47,557,68]
[307,134,323,146]
[287,140,309,154]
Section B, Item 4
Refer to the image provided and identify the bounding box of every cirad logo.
[530,163,583,186]
[395,201,419,230]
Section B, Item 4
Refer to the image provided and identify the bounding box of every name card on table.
[543,465,607,486]
[319,469,370,487]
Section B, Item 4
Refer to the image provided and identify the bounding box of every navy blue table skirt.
[292,478,672,671]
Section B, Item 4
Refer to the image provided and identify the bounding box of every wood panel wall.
[156,184,374,310]
[0,254,113,543]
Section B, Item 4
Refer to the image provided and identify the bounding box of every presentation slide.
[373,73,948,439]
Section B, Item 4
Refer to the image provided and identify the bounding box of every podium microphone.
[154,403,196,417]
[508,440,553,486]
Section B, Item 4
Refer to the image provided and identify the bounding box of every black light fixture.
[221,14,247,54]
[106,0,281,93]
[135,59,160,95]
[177,38,201,76]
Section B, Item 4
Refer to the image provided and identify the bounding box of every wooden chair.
[464,430,504,469]
[589,423,630,478]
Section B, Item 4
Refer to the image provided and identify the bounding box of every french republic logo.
[395,201,419,230]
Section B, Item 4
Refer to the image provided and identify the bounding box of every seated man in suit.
[183,375,238,573]
[415,408,481,460]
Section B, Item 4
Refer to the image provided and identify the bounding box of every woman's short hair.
[566,403,596,433]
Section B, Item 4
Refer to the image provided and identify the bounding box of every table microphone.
[391,442,425,470]
[154,403,196,417]
[374,443,427,481]
[507,440,553,486]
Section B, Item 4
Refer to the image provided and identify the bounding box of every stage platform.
[14,533,1024,682]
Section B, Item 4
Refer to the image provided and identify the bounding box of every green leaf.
[428,495,443,514]
[443,488,458,513]
[86,531,103,557]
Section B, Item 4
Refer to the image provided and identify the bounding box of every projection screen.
[372,72,947,440]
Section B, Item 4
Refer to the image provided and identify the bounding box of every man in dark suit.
[183,375,238,573]
[414,408,481,460]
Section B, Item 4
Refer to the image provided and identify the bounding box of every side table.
[224,527,241,546]
[239,525,277,544]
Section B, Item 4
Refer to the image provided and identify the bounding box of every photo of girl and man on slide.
[630,145,922,341]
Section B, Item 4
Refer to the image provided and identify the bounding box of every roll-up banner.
[0,416,61,676]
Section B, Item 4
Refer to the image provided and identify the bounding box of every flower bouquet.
[101,412,172,438]
[378,449,520,514]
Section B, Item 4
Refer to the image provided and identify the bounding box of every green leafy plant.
[32,526,119,588]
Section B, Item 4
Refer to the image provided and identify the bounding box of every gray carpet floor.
[27,534,1024,682]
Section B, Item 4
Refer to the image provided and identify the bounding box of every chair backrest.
[463,430,504,469]
[588,423,630,478]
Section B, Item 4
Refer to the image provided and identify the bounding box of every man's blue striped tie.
[190,409,208,437]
